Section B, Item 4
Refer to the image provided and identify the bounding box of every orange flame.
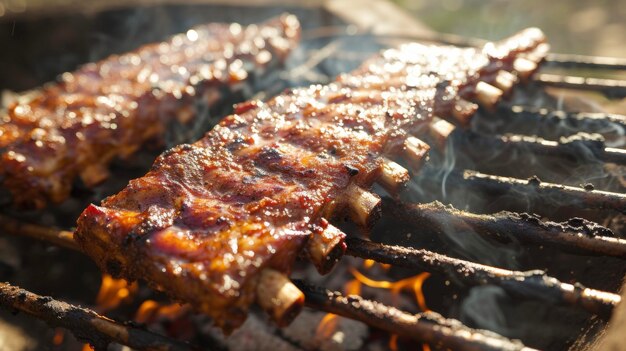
[344,278,362,296]
[316,313,339,339]
[134,299,189,324]
[349,267,431,311]
[81,344,93,351]
[95,274,138,312]
[389,334,399,351]
[363,258,391,271]
[390,335,431,351]
[316,277,363,340]
[52,329,64,346]
[351,267,432,351]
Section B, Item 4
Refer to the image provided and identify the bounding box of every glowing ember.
[389,334,399,351]
[52,328,64,346]
[349,268,431,311]
[390,334,432,350]
[134,299,189,324]
[95,274,137,312]
[81,344,92,351]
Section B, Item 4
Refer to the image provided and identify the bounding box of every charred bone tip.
[306,222,347,274]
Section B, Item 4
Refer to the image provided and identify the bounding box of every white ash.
[205,306,368,351]
[208,313,302,351]
[280,309,368,351]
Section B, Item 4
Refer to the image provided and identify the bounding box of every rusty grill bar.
[534,73,626,99]
[444,130,626,165]
[294,280,537,351]
[1,11,626,351]
[543,53,626,71]
[0,282,195,351]
[345,238,620,318]
[438,170,626,214]
[496,105,626,132]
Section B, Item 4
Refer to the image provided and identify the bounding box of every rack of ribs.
[0,14,300,209]
[75,27,548,332]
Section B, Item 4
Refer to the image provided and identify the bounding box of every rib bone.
[474,81,503,109]
[403,136,430,172]
[256,269,305,327]
[344,184,382,227]
[522,43,551,63]
[492,70,518,94]
[450,99,479,126]
[428,118,456,150]
[306,221,346,274]
[378,158,410,194]
[513,57,538,80]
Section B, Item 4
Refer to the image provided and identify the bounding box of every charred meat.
[75,28,548,332]
[0,14,300,208]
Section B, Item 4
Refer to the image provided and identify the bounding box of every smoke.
[440,134,458,200]
[460,286,510,334]
[460,286,555,342]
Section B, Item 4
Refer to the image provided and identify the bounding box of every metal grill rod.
[0,214,78,251]
[294,280,536,351]
[429,170,626,213]
[497,105,626,131]
[346,237,620,318]
[543,53,626,71]
[0,282,196,351]
[535,73,626,99]
[384,199,626,259]
[448,130,626,165]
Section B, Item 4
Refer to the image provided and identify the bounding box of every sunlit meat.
[0,14,301,208]
[75,27,548,332]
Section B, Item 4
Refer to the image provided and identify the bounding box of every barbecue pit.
[0,1,625,350]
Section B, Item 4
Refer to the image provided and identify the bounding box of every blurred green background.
[1,0,624,57]
[393,0,625,57]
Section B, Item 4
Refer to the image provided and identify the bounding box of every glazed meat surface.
[0,14,300,208]
[76,28,548,331]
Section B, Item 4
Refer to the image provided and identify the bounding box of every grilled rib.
[75,27,548,332]
[0,14,300,209]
